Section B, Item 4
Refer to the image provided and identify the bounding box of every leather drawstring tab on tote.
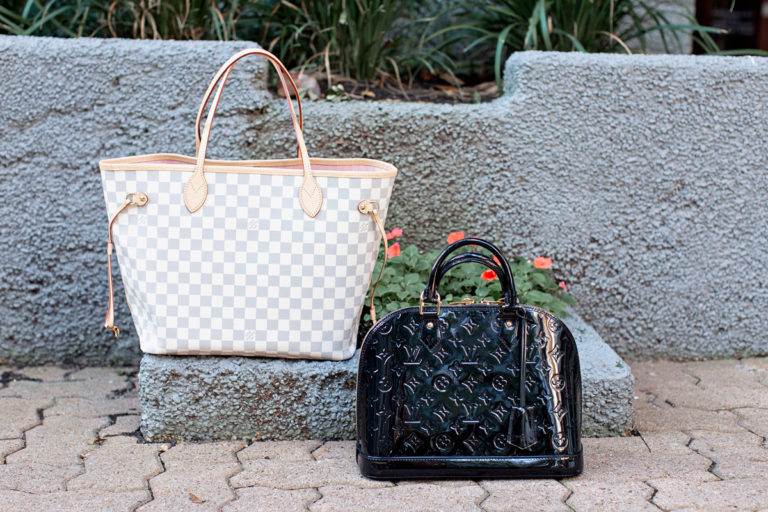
[104,192,149,337]
[358,200,388,325]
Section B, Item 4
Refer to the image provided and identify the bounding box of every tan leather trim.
[99,154,398,178]
[191,48,322,216]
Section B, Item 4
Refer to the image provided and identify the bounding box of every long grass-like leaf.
[494,24,514,87]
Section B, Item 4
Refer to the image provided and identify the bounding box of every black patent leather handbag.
[356,238,582,479]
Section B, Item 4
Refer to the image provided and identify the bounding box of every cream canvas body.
[99,49,397,360]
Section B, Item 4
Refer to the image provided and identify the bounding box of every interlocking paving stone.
[231,457,391,490]
[5,415,109,467]
[397,480,478,488]
[735,407,768,441]
[688,430,768,479]
[0,489,150,512]
[237,440,322,462]
[44,396,139,418]
[311,440,352,460]
[0,439,23,462]
[572,436,714,482]
[141,464,240,511]
[0,379,129,400]
[650,477,768,511]
[631,361,710,409]
[161,441,245,468]
[223,487,320,512]
[66,368,133,380]
[742,357,768,385]
[0,397,51,438]
[681,360,768,409]
[480,480,570,512]
[632,391,743,433]
[634,359,768,410]
[139,441,246,511]
[100,414,141,437]
[638,431,694,454]
[564,480,657,512]
[0,463,81,493]
[312,484,487,512]
[67,436,164,492]
[10,366,69,381]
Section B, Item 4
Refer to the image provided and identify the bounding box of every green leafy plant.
[0,0,243,39]
[0,0,456,84]
[365,229,575,323]
[445,0,727,85]
[250,0,456,83]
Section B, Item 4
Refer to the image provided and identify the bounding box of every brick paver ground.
[1,359,767,511]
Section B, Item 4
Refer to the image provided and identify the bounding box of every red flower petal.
[386,242,401,258]
[447,231,465,244]
[386,227,403,240]
[481,269,497,281]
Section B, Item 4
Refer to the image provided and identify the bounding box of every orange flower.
[447,231,465,244]
[481,269,497,281]
[386,227,403,240]
[533,256,553,269]
[387,242,401,258]
[559,281,567,291]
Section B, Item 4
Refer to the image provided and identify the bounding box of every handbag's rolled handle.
[424,238,517,312]
[184,49,323,218]
[436,252,510,291]
[193,51,304,153]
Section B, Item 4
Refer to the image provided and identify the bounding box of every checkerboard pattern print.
[101,169,394,360]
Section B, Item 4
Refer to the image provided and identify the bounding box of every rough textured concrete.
[0,359,766,511]
[138,313,633,441]
[1,36,767,365]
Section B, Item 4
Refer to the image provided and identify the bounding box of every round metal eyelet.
[426,321,434,330]
[505,320,514,329]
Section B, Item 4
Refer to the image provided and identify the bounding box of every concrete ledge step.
[139,313,633,441]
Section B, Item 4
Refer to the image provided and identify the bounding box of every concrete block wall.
[1,36,766,365]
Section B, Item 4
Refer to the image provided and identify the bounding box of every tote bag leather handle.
[184,49,323,217]
[193,50,304,153]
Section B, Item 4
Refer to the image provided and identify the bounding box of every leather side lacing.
[104,192,149,337]
[358,200,388,325]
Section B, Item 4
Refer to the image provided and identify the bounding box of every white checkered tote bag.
[99,49,396,360]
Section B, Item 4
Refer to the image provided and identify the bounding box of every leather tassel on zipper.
[104,192,149,337]
[509,312,539,450]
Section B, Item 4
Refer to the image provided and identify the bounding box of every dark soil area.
[274,71,500,104]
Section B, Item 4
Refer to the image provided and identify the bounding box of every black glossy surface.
[356,240,582,479]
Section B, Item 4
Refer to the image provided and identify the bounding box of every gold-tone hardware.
[425,321,435,330]
[480,298,505,305]
[505,320,514,329]
[105,192,150,337]
[419,291,442,316]
[358,200,376,215]
[128,192,149,207]
[358,200,387,324]
[449,297,476,305]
